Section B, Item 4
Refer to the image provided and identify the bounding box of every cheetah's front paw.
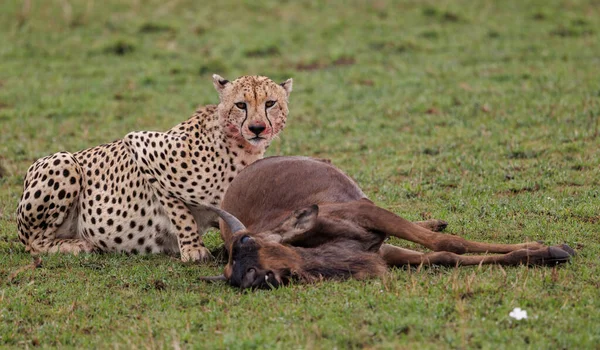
[47,239,96,255]
[181,246,213,263]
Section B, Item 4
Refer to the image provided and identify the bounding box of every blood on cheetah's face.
[213,74,292,149]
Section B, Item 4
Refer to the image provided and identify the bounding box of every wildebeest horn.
[198,275,227,283]
[206,205,246,233]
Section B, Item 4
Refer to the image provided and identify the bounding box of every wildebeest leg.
[333,200,547,254]
[380,244,574,267]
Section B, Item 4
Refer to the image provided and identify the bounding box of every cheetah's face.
[213,75,292,149]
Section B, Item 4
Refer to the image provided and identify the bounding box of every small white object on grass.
[509,307,528,320]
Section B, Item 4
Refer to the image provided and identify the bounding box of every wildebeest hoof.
[434,220,448,232]
[557,244,576,257]
[417,219,448,232]
[544,245,574,265]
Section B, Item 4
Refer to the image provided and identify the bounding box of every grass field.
[1,0,599,348]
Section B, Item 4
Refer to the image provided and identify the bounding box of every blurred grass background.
[0,0,599,348]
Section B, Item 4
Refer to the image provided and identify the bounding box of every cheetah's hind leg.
[17,152,94,255]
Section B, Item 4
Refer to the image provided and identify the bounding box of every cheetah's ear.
[280,78,293,97]
[212,74,229,93]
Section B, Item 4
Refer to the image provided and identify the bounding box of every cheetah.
[16,74,293,262]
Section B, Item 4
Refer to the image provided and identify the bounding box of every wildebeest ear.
[267,205,318,244]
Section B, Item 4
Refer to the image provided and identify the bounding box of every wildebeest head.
[202,205,320,289]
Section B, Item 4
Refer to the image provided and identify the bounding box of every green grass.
[1,0,599,348]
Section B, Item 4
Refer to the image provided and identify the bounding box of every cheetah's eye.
[235,102,247,110]
[265,100,276,108]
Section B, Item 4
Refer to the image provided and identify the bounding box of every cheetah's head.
[213,74,292,151]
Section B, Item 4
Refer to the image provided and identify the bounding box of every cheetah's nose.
[248,123,266,137]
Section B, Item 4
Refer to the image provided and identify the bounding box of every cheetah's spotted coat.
[17,75,293,261]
